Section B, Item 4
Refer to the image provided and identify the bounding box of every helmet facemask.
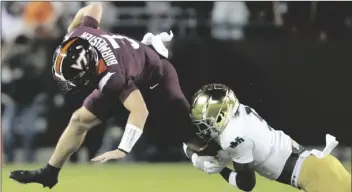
[193,117,221,142]
[192,101,229,142]
[55,69,95,94]
[190,84,239,142]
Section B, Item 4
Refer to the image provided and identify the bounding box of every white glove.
[191,153,215,169]
[191,153,225,174]
[203,160,226,174]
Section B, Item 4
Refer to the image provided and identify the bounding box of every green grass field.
[2,163,305,192]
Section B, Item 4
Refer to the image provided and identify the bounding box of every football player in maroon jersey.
[9,3,200,188]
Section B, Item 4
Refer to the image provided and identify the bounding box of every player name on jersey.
[80,32,118,66]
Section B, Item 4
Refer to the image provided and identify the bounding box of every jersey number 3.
[245,106,274,131]
[101,35,140,50]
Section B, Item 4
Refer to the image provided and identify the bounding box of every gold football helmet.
[190,84,239,141]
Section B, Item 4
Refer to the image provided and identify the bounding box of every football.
[198,139,222,156]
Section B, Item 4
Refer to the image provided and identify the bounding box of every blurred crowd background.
[1,1,351,164]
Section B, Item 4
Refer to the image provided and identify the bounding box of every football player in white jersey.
[183,84,351,192]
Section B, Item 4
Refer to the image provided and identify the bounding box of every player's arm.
[183,139,224,172]
[220,162,256,191]
[91,76,148,162]
[220,137,256,191]
[117,89,149,154]
[68,3,103,32]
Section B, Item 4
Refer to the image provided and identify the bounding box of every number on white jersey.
[101,35,140,50]
[245,106,273,131]
[245,106,263,121]
[230,137,245,148]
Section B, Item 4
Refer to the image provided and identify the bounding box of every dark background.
[172,38,352,146]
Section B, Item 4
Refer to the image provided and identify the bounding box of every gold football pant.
[298,154,351,192]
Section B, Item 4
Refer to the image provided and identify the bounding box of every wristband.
[117,124,143,153]
[229,171,238,188]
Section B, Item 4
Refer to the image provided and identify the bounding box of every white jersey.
[216,104,293,180]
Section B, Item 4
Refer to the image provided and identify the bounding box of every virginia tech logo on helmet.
[52,37,99,93]
[71,48,88,70]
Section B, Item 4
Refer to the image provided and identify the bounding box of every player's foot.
[9,167,58,189]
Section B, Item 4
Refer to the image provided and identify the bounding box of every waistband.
[290,134,339,188]
[276,146,305,185]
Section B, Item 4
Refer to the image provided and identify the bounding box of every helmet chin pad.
[210,132,219,138]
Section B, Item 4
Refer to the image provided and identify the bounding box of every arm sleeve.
[80,16,99,29]
[220,166,256,191]
[220,168,244,189]
[98,72,137,103]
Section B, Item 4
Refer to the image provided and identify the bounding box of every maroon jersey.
[76,17,197,141]
[65,16,164,102]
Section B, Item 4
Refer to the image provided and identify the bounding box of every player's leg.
[298,154,351,192]
[158,59,197,142]
[323,155,351,192]
[50,89,124,164]
[48,107,101,168]
[9,107,101,188]
[9,90,112,188]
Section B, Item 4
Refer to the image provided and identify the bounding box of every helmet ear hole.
[217,112,224,123]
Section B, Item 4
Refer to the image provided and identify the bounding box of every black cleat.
[9,168,58,189]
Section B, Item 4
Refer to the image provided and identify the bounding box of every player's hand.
[191,153,226,174]
[191,154,218,169]
[203,161,225,174]
[91,149,126,163]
